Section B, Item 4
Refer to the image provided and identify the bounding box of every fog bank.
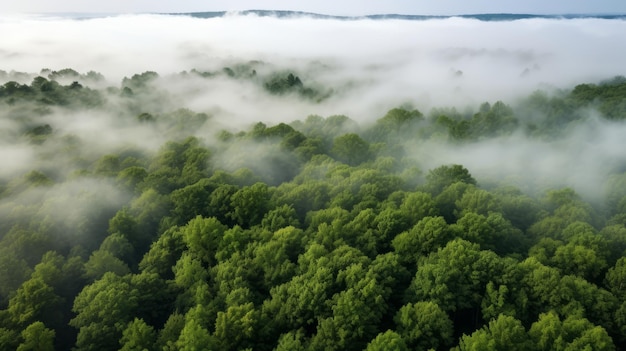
[1,14,625,116]
[1,14,626,205]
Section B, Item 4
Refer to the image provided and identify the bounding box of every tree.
[469,100,517,137]
[518,257,565,318]
[454,212,525,254]
[374,207,411,252]
[408,239,501,313]
[8,278,62,328]
[83,250,131,282]
[126,188,171,250]
[131,272,174,328]
[605,257,626,298]
[210,288,259,347]
[457,314,530,351]
[176,306,216,351]
[528,311,615,351]
[365,330,408,351]
[341,208,379,257]
[119,318,155,351]
[0,328,19,351]
[331,133,372,166]
[456,187,502,217]
[261,204,300,232]
[392,216,452,266]
[311,274,388,350]
[551,242,607,281]
[229,182,272,228]
[254,226,304,287]
[394,301,454,350]
[495,186,541,231]
[0,250,32,305]
[181,216,227,266]
[214,302,259,350]
[544,188,595,226]
[558,275,617,333]
[215,225,250,262]
[116,166,148,192]
[425,164,476,195]
[99,232,135,266]
[70,273,138,351]
[368,107,424,143]
[170,178,216,225]
[275,329,308,351]
[208,184,238,226]
[481,281,518,322]
[155,313,185,351]
[398,191,439,227]
[17,322,55,351]
[367,252,411,308]
[138,226,185,279]
[434,181,473,222]
[265,265,334,329]
[598,225,626,265]
[172,252,209,308]
[614,301,626,345]
[108,208,139,247]
[211,253,260,305]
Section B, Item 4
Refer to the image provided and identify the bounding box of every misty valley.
[0,61,626,351]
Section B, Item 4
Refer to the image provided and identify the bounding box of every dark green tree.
[425,164,476,195]
[331,133,373,166]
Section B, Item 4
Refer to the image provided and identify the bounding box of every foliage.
[1,69,626,350]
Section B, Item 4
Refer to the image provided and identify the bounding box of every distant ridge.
[173,10,626,21]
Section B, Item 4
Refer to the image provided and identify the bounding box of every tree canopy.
[1,68,626,350]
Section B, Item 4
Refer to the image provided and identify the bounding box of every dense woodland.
[1,66,626,350]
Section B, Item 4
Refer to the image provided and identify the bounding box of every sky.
[1,0,625,15]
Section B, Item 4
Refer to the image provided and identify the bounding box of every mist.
[1,12,626,209]
[409,115,626,201]
[2,14,625,107]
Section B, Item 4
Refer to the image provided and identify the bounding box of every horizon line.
[11,9,626,17]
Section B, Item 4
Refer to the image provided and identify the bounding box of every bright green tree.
[119,318,155,351]
[181,216,227,266]
[365,330,408,351]
[529,311,615,351]
[457,314,530,351]
[176,306,216,351]
[17,322,55,351]
[392,216,452,265]
[8,278,62,328]
[70,273,138,351]
[394,301,454,350]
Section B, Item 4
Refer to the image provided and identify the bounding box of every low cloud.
[0,13,625,205]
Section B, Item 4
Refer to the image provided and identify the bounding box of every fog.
[411,115,626,200]
[1,12,626,211]
[2,14,626,109]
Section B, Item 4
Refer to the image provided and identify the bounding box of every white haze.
[1,13,626,203]
[1,14,625,111]
[411,115,626,201]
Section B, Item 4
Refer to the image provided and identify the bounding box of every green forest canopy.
[0,67,626,350]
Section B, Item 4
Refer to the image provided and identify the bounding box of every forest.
[1,65,626,351]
